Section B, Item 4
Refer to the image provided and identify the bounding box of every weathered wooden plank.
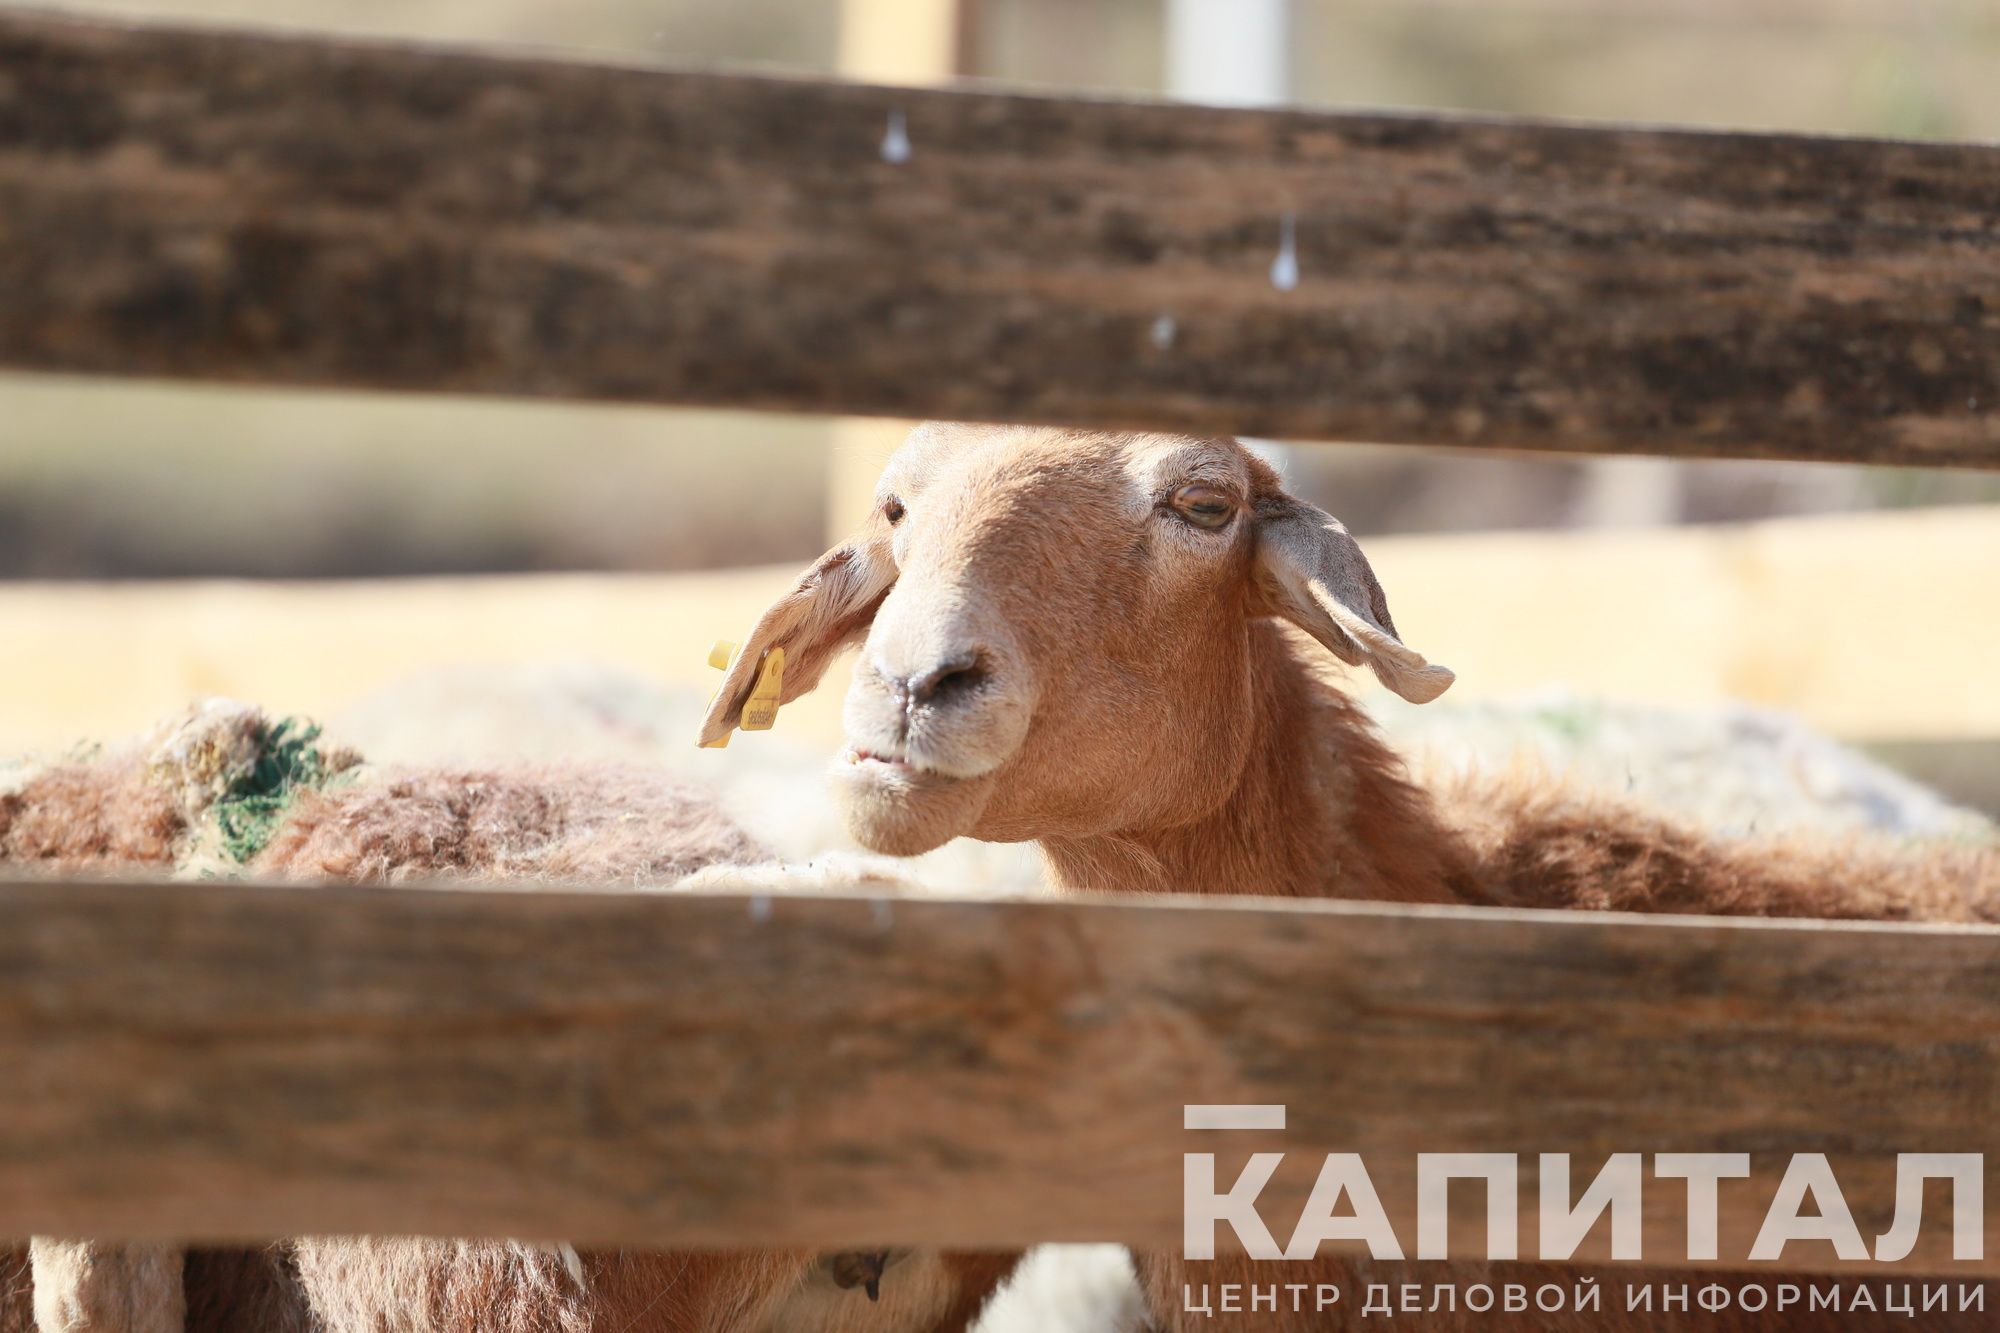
[2,12,1998,467]
[0,878,1995,1275]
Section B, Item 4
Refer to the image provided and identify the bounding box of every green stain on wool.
[214,717,340,863]
[1533,703,1599,743]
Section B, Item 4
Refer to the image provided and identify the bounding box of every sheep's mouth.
[841,746,983,785]
[831,748,998,856]
[845,746,914,773]
[840,733,1014,785]
[839,747,968,799]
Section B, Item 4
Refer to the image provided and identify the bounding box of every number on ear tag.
[701,639,785,746]
[740,647,786,731]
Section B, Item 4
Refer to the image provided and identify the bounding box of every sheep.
[698,421,2000,1332]
[0,701,1017,1333]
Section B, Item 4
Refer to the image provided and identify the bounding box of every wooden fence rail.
[1,877,1995,1274]
[3,8,1999,467]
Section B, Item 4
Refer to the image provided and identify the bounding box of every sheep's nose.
[883,651,989,709]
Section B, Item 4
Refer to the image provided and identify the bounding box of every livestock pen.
[0,4,1996,1326]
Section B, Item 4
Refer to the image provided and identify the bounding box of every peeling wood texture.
[0,878,1995,1275]
[2,12,1999,467]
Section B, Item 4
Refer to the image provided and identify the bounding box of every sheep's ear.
[696,533,897,746]
[1250,495,1454,704]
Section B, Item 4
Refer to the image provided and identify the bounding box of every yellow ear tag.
[701,639,785,747]
[740,646,785,731]
[701,640,737,748]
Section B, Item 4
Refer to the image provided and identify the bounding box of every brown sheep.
[1,709,1015,1333]
[700,422,1999,1332]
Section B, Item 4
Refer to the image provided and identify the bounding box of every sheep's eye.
[883,496,906,525]
[1169,482,1236,529]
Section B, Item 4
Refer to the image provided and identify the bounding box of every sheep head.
[699,423,1451,856]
